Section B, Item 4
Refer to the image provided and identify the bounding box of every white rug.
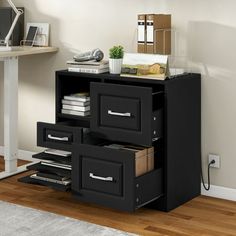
[0,201,137,236]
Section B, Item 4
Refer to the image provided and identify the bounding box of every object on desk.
[26,23,50,46]
[67,59,109,74]
[73,48,104,62]
[68,67,109,74]
[67,59,108,67]
[67,59,108,69]
[137,14,171,55]
[109,45,124,74]
[0,1,24,51]
[23,26,38,46]
[0,7,24,47]
[121,52,169,80]
[137,14,146,53]
[146,14,171,55]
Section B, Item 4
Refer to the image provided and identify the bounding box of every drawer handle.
[108,110,131,117]
[89,173,113,182]
[47,134,69,142]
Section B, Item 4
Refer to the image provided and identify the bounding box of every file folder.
[137,14,146,53]
[146,14,171,55]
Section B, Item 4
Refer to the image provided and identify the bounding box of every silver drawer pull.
[89,173,113,182]
[108,110,131,117]
[47,134,69,141]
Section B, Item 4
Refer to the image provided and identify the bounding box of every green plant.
[109,45,124,59]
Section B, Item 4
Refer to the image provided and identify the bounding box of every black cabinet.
[19,71,201,212]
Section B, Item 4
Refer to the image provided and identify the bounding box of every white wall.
[0,0,236,189]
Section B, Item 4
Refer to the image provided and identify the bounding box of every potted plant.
[109,45,124,74]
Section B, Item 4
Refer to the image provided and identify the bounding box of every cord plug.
[209,159,216,165]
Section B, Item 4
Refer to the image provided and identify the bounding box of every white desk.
[0,46,58,179]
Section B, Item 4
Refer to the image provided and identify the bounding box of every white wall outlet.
[208,154,220,168]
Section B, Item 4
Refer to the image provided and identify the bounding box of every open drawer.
[72,143,163,212]
[90,82,163,146]
[37,121,101,151]
[37,121,83,151]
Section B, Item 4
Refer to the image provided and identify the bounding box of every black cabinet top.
[56,70,200,85]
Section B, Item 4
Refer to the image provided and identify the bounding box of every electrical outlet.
[208,154,220,168]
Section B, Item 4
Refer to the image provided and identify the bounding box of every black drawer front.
[82,157,122,196]
[91,82,155,146]
[100,96,140,130]
[72,144,163,212]
[37,122,82,151]
[45,129,73,143]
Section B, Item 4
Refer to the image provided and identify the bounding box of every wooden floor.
[0,158,236,236]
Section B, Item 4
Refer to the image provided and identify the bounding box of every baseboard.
[0,146,35,162]
[201,184,236,202]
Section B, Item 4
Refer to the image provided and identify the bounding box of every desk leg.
[4,57,18,173]
[0,57,31,180]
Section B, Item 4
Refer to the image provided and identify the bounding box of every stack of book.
[67,60,109,74]
[30,148,72,186]
[61,92,90,117]
[104,144,154,177]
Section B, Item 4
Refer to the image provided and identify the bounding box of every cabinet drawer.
[90,82,163,146]
[82,157,122,196]
[37,122,83,151]
[72,143,163,212]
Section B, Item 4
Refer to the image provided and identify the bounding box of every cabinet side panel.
[150,74,201,211]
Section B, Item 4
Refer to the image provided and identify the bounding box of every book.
[62,104,90,112]
[68,64,109,70]
[44,148,71,157]
[41,161,72,170]
[67,60,108,66]
[36,172,70,181]
[62,99,90,107]
[68,67,109,74]
[121,53,169,80]
[61,109,90,117]
[67,62,109,70]
[64,93,90,102]
[30,174,71,186]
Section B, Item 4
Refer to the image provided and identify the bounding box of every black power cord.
[201,159,216,191]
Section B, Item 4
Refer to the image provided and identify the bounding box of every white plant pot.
[109,58,123,74]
